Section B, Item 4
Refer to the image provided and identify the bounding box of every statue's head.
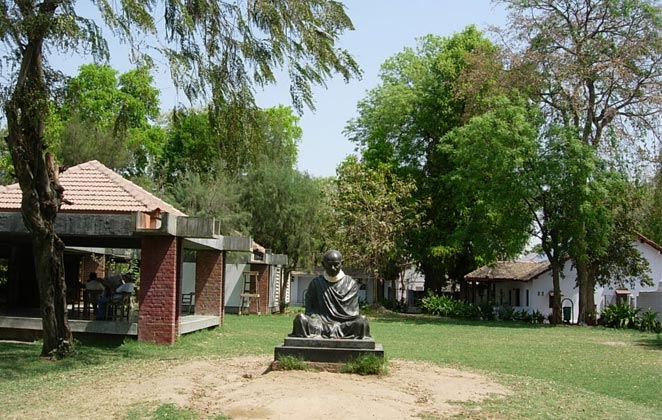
[322,250,343,277]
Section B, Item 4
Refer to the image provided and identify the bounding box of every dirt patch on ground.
[10,356,510,419]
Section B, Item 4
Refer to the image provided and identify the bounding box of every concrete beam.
[266,253,289,266]
[176,217,220,238]
[183,235,252,252]
[0,211,136,237]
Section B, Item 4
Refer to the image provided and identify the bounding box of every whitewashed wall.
[224,261,248,311]
[492,239,662,322]
[182,262,196,295]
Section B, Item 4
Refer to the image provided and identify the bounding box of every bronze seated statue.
[290,250,371,339]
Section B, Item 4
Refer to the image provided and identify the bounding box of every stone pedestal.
[274,336,384,363]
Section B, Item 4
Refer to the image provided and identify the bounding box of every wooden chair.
[106,292,132,321]
[181,292,195,315]
[82,289,104,319]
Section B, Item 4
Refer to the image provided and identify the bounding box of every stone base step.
[274,342,384,363]
[284,336,376,349]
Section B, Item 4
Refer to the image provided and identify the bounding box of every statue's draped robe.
[291,274,370,339]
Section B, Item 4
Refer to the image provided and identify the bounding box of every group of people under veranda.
[83,272,135,320]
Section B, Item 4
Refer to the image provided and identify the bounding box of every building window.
[525,289,529,306]
[514,288,520,306]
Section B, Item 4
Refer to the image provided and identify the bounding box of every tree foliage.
[332,156,423,296]
[0,0,359,357]
[346,27,495,172]
[46,63,164,175]
[642,161,662,244]
[240,159,330,308]
[503,0,662,153]
[501,0,662,323]
[158,104,302,184]
[439,96,540,266]
[346,27,538,293]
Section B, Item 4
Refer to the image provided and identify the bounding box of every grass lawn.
[1,311,661,419]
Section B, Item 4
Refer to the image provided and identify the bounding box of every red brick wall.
[250,264,269,314]
[81,255,105,283]
[138,236,179,344]
[195,251,224,324]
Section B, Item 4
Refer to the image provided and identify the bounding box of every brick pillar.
[138,236,179,344]
[195,250,224,324]
[249,264,269,314]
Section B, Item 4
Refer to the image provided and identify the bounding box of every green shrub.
[638,308,662,333]
[420,292,460,317]
[277,355,308,371]
[341,354,388,376]
[382,298,407,313]
[600,303,640,329]
[454,302,482,320]
[513,309,531,322]
[530,310,545,324]
[497,306,516,321]
[478,301,496,321]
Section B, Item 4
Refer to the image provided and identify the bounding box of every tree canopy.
[0,0,360,357]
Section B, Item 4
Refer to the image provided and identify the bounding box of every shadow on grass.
[366,310,553,329]
[0,336,133,382]
[636,334,662,350]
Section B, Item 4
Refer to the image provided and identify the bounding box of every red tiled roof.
[0,160,185,216]
[637,232,662,253]
[465,261,551,282]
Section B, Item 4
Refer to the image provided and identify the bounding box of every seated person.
[101,274,124,296]
[83,272,105,317]
[96,273,135,319]
[112,273,135,302]
[85,272,105,292]
[290,250,371,339]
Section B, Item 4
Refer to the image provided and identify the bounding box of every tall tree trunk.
[577,264,597,325]
[576,259,589,324]
[550,262,562,324]
[33,228,71,356]
[3,2,73,357]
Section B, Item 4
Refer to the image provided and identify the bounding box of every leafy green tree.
[642,161,662,245]
[159,104,302,184]
[167,160,250,236]
[502,0,662,323]
[438,96,540,286]
[346,27,534,293]
[259,105,303,169]
[346,27,494,171]
[332,156,423,302]
[241,160,329,311]
[526,130,605,323]
[159,108,217,183]
[0,0,359,357]
[52,63,164,175]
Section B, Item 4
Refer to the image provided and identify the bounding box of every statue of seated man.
[290,250,371,339]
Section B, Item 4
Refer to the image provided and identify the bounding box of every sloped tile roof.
[0,160,185,216]
[465,261,551,282]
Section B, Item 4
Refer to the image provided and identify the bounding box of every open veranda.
[2,309,661,420]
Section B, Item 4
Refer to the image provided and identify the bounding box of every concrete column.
[138,236,178,344]
[195,250,224,324]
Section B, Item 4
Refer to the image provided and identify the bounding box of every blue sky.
[56,1,509,178]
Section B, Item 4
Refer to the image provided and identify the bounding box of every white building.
[464,235,662,322]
